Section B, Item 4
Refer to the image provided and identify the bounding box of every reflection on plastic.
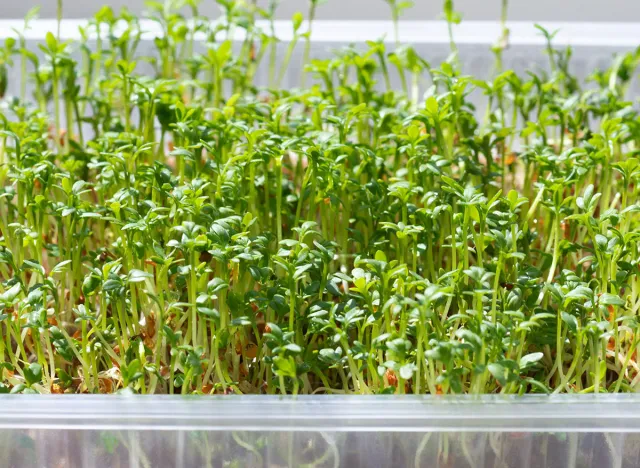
[2,430,633,468]
[0,395,639,467]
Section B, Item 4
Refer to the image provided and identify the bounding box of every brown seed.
[385,369,398,387]
[146,314,156,340]
[50,383,63,394]
[245,343,258,359]
[143,335,155,349]
[99,378,113,393]
[58,129,67,147]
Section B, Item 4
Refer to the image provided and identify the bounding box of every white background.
[4,0,640,22]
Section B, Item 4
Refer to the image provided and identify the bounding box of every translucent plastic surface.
[1,395,640,467]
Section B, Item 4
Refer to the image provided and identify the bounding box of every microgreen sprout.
[0,0,638,397]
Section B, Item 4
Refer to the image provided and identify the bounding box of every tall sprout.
[384,0,414,46]
[301,0,321,87]
[443,0,461,59]
[57,0,63,41]
[493,0,510,72]
[268,0,281,87]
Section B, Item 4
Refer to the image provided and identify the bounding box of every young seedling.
[384,0,414,46]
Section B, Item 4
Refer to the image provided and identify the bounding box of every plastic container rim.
[0,394,639,432]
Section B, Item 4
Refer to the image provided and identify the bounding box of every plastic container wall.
[1,395,640,467]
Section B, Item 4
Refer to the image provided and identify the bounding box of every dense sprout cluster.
[1,1,640,395]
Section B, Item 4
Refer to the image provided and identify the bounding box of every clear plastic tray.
[1,395,640,467]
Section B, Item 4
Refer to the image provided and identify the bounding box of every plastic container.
[1,395,640,467]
